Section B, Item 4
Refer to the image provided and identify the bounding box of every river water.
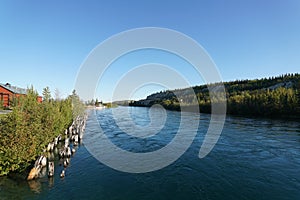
[0,106,299,200]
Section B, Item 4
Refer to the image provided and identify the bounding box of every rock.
[60,170,65,178]
[34,156,47,168]
[63,158,70,168]
[74,134,79,143]
[66,147,71,157]
[40,156,47,167]
[27,167,40,180]
[54,137,59,146]
[48,162,54,177]
[47,142,54,152]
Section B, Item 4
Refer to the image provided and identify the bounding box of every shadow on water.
[0,174,37,199]
[0,139,86,200]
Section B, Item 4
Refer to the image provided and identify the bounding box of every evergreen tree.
[0,86,85,176]
[42,86,51,102]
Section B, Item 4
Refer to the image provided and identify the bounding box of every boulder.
[27,167,40,180]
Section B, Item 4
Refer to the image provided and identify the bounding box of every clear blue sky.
[0,0,299,101]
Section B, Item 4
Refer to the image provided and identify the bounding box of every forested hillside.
[129,73,300,117]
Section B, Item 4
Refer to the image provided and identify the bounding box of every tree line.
[0,87,85,176]
[130,73,300,117]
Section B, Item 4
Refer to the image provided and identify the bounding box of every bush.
[0,87,84,176]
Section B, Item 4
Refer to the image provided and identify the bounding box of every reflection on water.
[0,107,299,200]
[48,176,54,188]
[28,179,41,194]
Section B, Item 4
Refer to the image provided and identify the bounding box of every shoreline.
[128,104,300,122]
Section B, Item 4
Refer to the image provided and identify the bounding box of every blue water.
[0,106,300,200]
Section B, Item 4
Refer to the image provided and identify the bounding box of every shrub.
[0,87,84,176]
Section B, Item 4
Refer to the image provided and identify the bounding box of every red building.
[0,83,42,108]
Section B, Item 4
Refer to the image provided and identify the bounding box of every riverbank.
[129,74,300,118]
[0,88,85,176]
[27,114,87,181]
[0,134,86,197]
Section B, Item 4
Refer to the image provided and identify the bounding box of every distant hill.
[129,73,300,117]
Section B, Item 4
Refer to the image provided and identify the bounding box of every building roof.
[0,83,27,95]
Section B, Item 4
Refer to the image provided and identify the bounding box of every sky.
[0,0,299,101]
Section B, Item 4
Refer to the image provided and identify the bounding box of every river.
[0,106,299,200]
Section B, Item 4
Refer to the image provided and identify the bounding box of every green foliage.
[130,73,300,117]
[42,86,51,102]
[85,98,104,107]
[85,99,95,106]
[160,100,180,111]
[225,87,297,116]
[0,87,84,176]
[68,90,85,120]
[95,98,99,107]
[104,103,118,108]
